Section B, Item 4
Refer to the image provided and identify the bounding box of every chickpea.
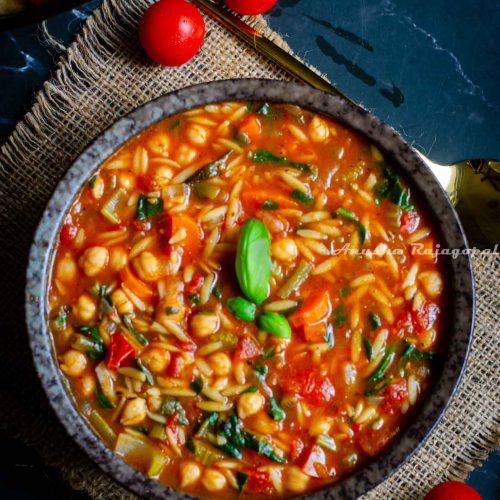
[201,469,227,492]
[152,166,174,188]
[141,348,171,373]
[176,144,198,165]
[91,176,104,200]
[179,461,202,488]
[248,413,280,435]
[132,251,161,282]
[80,374,96,397]
[186,124,209,146]
[109,245,128,272]
[60,349,87,377]
[190,313,220,338]
[56,253,78,282]
[118,172,136,190]
[80,246,109,277]
[271,238,298,262]
[76,293,97,322]
[147,131,170,156]
[309,115,330,143]
[120,397,147,426]
[309,415,333,437]
[208,352,232,377]
[419,271,443,299]
[284,466,309,493]
[147,395,162,412]
[237,392,265,419]
[111,288,134,314]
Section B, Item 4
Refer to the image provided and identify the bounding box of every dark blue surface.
[0,0,498,498]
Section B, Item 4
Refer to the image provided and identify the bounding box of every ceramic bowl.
[25,79,474,499]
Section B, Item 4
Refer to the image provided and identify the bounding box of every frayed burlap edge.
[0,0,498,498]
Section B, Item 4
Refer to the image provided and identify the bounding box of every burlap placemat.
[0,0,498,498]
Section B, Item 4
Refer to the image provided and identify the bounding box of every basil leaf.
[258,312,291,338]
[235,218,271,305]
[226,297,256,321]
[291,189,314,205]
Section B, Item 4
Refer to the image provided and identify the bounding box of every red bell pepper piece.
[241,468,273,494]
[167,352,183,378]
[285,369,335,405]
[106,333,135,370]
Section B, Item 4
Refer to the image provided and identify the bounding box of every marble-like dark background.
[0,0,498,498]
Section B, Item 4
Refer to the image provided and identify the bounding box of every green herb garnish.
[122,314,149,346]
[332,303,348,327]
[258,312,292,338]
[136,358,154,385]
[88,175,97,188]
[261,199,279,210]
[190,376,204,394]
[161,396,188,425]
[249,148,311,172]
[368,312,382,330]
[362,336,373,361]
[335,207,367,243]
[268,397,286,421]
[291,189,314,205]
[187,293,200,305]
[95,382,114,409]
[226,297,257,321]
[185,152,231,184]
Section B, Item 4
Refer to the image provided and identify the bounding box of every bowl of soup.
[26,79,474,499]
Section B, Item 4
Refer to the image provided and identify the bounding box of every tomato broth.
[48,101,444,498]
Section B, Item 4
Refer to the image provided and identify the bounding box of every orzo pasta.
[48,101,443,497]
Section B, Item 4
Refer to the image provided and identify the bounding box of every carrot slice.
[120,265,154,302]
[162,214,202,260]
[241,189,298,212]
[239,115,262,143]
[288,291,332,328]
[303,322,327,343]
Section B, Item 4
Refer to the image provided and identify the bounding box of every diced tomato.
[392,308,415,338]
[233,336,263,361]
[289,437,304,462]
[158,214,202,262]
[285,369,335,405]
[302,322,327,343]
[412,302,439,333]
[106,333,135,370]
[185,273,204,294]
[399,209,420,235]
[167,352,183,378]
[298,445,327,478]
[132,219,152,232]
[382,379,408,414]
[242,468,273,494]
[60,223,78,246]
[177,340,197,352]
[288,291,331,328]
[238,115,262,143]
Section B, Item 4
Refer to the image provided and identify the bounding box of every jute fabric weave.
[0,1,498,498]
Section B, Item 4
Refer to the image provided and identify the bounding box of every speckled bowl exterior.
[26,79,474,499]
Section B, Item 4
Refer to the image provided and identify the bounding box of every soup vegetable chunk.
[49,102,444,497]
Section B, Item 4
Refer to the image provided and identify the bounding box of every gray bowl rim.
[25,78,475,500]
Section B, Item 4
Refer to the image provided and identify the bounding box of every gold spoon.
[194,0,500,248]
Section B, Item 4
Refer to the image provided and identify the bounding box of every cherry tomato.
[233,336,262,361]
[382,379,408,413]
[285,369,335,405]
[392,308,415,338]
[139,0,205,66]
[412,302,439,333]
[224,0,277,15]
[425,481,481,500]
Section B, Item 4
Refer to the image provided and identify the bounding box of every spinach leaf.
[249,148,311,172]
[185,152,231,184]
[160,396,188,425]
[268,397,285,421]
[136,194,163,221]
[235,218,271,305]
[95,382,114,409]
[291,189,314,205]
[136,358,154,385]
[122,314,149,346]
